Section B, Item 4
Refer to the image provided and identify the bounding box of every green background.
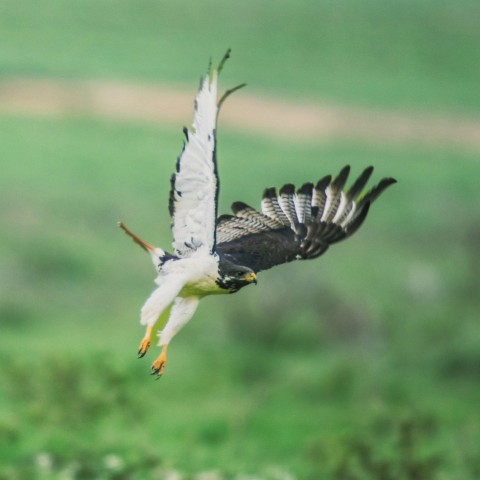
[1,1,479,478]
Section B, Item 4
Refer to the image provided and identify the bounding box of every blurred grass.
[1,115,479,478]
[1,0,480,113]
[1,0,480,478]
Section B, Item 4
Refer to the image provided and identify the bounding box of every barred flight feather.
[278,184,298,229]
[323,166,349,223]
[313,175,331,220]
[216,213,276,243]
[232,202,282,230]
[295,183,314,224]
[261,188,290,225]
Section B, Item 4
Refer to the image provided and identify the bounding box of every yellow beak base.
[244,272,257,284]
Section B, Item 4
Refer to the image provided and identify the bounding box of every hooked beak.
[244,272,257,285]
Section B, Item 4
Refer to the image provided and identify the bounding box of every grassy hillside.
[1,0,480,112]
[1,115,479,478]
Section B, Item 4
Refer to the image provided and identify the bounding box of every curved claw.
[151,348,167,378]
[137,326,153,358]
[137,338,151,358]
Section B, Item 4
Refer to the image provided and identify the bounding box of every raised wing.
[215,166,396,272]
[169,66,219,258]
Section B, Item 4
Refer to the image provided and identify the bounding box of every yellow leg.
[151,345,168,378]
[137,325,153,358]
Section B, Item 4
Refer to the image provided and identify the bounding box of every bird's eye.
[236,271,244,277]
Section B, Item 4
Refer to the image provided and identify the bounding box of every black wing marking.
[215,166,396,272]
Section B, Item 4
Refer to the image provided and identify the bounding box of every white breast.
[160,254,226,297]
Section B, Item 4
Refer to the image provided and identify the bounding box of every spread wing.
[169,66,219,258]
[215,166,396,272]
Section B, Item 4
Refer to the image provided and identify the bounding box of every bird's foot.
[137,326,153,358]
[137,337,151,358]
[151,346,167,378]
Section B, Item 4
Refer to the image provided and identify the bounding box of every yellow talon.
[137,326,153,358]
[151,345,168,377]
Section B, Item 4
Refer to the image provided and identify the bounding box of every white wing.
[169,69,219,258]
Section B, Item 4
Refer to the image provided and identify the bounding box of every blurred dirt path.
[1,78,479,150]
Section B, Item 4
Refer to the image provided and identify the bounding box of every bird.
[118,50,396,377]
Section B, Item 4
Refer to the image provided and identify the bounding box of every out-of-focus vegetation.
[1,0,480,112]
[1,1,479,479]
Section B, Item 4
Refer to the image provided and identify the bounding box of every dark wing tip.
[231,201,253,214]
[347,166,374,199]
[297,182,314,195]
[316,175,332,191]
[378,177,397,192]
[216,213,234,224]
[331,165,351,190]
[217,48,232,74]
[279,183,295,196]
[365,177,397,204]
[384,177,397,186]
[263,187,277,198]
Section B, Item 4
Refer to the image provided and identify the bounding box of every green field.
[1,1,479,479]
[1,0,480,112]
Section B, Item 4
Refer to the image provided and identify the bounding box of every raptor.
[119,51,396,377]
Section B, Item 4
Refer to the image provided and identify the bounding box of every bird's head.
[217,261,257,293]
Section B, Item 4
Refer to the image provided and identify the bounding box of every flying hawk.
[119,51,396,377]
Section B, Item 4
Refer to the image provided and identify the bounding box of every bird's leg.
[137,325,153,358]
[148,296,199,378]
[151,344,168,378]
